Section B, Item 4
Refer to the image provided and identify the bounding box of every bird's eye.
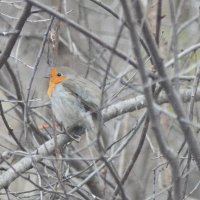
[57,72,62,77]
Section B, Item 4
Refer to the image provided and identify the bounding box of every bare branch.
[120,0,182,199]
[24,0,139,69]
[133,0,200,172]
[0,134,71,189]
[0,3,32,69]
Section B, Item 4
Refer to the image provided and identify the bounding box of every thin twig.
[112,113,149,199]
[0,3,32,69]
[24,0,139,69]
[165,43,200,68]
[97,22,128,200]
[120,1,182,199]
[26,16,54,102]
[0,101,25,151]
[155,0,163,45]
[169,0,179,89]
[134,0,200,174]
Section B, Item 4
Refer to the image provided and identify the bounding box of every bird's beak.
[44,75,50,79]
[44,68,51,78]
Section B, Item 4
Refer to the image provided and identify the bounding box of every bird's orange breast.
[47,81,57,97]
[47,68,67,97]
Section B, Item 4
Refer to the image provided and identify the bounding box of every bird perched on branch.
[47,67,102,136]
[47,67,107,198]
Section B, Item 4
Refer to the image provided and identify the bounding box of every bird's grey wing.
[62,77,101,113]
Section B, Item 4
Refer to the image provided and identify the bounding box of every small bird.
[47,67,107,198]
[47,67,101,136]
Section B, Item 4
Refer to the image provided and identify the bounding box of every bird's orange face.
[47,68,67,97]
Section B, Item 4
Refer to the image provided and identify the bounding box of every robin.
[47,67,101,136]
[47,67,107,198]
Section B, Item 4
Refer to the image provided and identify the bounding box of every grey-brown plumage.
[48,67,101,134]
